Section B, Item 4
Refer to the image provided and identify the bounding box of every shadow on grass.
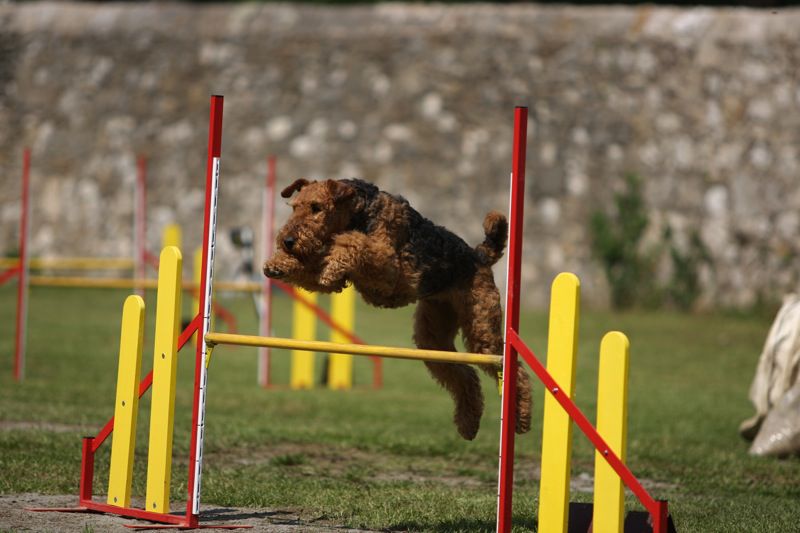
[200,506,295,522]
[389,516,537,532]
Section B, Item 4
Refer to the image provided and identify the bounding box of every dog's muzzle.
[263,263,284,279]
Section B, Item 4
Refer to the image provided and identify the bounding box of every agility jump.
[4,146,375,388]
[3,152,240,380]
[2,152,162,380]
[33,96,673,531]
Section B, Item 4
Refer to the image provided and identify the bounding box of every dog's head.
[274,178,356,260]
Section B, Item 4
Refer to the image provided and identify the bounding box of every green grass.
[1,284,798,531]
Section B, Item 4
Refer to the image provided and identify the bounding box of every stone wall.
[1,2,799,309]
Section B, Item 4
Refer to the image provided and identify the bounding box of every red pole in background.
[186,95,224,525]
[134,156,147,297]
[496,107,527,532]
[14,148,31,381]
[259,156,276,387]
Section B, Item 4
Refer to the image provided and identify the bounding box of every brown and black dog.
[263,178,531,440]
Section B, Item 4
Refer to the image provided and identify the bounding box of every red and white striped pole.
[186,95,224,524]
[134,156,147,297]
[258,156,276,387]
[13,148,32,381]
[496,106,527,532]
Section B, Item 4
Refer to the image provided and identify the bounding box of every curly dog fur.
[263,177,532,440]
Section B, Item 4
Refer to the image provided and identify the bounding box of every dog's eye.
[310,203,321,214]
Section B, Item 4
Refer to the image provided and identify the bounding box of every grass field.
[1,283,798,532]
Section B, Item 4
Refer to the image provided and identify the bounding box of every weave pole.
[496,106,527,532]
[258,156,276,387]
[14,148,31,381]
[187,94,224,521]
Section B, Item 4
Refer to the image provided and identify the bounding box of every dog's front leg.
[318,232,363,289]
[319,231,395,290]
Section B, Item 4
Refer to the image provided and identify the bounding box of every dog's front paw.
[319,261,347,290]
[319,273,347,292]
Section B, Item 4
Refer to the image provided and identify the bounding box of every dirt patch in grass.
[0,494,379,532]
[210,442,677,495]
[212,442,499,488]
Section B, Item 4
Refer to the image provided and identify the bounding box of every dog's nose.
[282,236,296,251]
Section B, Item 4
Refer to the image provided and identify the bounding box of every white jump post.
[186,94,224,522]
[258,155,276,387]
[496,106,527,532]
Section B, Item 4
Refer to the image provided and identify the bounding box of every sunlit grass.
[1,284,797,531]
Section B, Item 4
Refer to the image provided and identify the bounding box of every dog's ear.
[281,178,310,198]
[326,180,355,203]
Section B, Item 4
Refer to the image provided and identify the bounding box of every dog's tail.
[475,211,508,266]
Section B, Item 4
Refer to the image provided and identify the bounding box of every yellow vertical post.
[538,272,580,533]
[328,285,355,390]
[592,332,630,533]
[145,246,182,514]
[291,288,317,389]
[162,223,182,251]
[107,295,146,508]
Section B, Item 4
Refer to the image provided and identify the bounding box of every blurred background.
[1,1,799,313]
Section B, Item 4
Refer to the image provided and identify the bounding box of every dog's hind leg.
[457,270,532,435]
[414,298,484,440]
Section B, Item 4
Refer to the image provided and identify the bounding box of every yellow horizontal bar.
[29,276,158,289]
[214,280,261,292]
[27,276,261,293]
[204,332,503,366]
[0,257,135,270]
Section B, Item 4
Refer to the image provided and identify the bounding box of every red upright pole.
[14,148,31,381]
[496,107,527,533]
[259,156,276,387]
[78,437,94,502]
[186,95,224,525]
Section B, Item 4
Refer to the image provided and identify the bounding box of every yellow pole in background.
[162,223,182,251]
[538,273,580,533]
[145,247,182,514]
[328,286,355,390]
[107,295,146,508]
[291,288,317,389]
[592,332,630,533]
